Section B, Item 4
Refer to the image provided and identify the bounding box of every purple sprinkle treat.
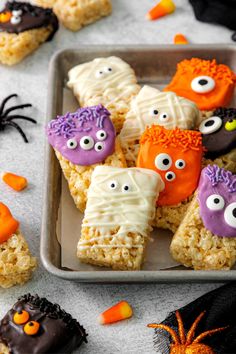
[46,105,116,166]
[198,165,236,237]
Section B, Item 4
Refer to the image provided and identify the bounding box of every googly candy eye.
[165,171,176,182]
[109,180,119,190]
[155,153,172,171]
[175,159,186,169]
[122,184,131,192]
[224,202,236,228]
[104,67,113,73]
[96,130,107,141]
[24,321,40,336]
[206,194,225,211]
[199,116,222,135]
[225,119,236,132]
[80,136,94,150]
[12,10,22,16]
[13,310,30,325]
[95,70,105,78]
[159,112,169,122]
[150,108,159,116]
[94,142,104,152]
[10,15,21,25]
[191,76,215,94]
[67,138,77,149]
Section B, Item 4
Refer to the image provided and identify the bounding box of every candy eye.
[175,159,186,169]
[13,310,30,325]
[24,321,40,336]
[224,203,236,228]
[191,76,215,94]
[225,119,236,132]
[10,15,21,25]
[96,130,107,141]
[94,142,104,152]
[206,194,225,211]
[122,184,131,192]
[199,116,222,135]
[159,112,169,122]
[104,67,113,73]
[155,153,172,171]
[12,10,22,16]
[150,108,159,116]
[80,136,94,150]
[95,70,105,78]
[109,180,118,190]
[67,138,77,149]
[165,171,176,182]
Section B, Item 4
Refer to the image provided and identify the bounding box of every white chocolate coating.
[67,56,139,108]
[78,166,164,250]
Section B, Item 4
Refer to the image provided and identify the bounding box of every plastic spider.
[0,94,37,143]
[148,310,228,354]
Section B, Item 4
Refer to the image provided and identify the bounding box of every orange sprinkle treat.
[0,202,19,244]
[174,33,188,45]
[1,172,28,192]
[146,0,176,21]
[165,58,236,111]
[99,301,133,325]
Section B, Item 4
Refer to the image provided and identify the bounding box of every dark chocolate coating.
[0,1,58,41]
[0,294,87,354]
[202,107,236,159]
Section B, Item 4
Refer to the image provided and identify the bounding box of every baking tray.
[41,45,236,283]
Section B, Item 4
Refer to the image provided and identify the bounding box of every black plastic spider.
[0,94,37,143]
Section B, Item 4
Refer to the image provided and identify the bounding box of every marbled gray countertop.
[0,0,233,353]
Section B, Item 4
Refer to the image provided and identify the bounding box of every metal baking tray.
[41,45,236,282]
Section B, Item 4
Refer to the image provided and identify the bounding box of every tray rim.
[41,44,236,283]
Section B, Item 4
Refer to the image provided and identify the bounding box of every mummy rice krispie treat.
[171,165,236,270]
[164,58,236,111]
[137,126,203,232]
[120,85,201,167]
[77,166,164,270]
[0,294,87,354]
[67,56,140,132]
[200,107,236,173]
[0,203,36,288]
[0,1,58,66]
[46,105,126,212]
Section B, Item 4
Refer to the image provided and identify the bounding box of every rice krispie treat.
[0,1,58,66]
[0,203,36,288]
[171,165,236,270]
[77,166,164,270]
[34,0,57,8]
[46,105,126,212]
[0,294,87,354]
[67,56,140,132]
[137,126,203,232]
[164,58,236,111]
[120,85,201,167]
[199,107,236,173]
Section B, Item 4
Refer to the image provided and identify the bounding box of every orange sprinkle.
[1,172,28,192]
[99,301,133,325]
[174,33,188,45]
[146,0,176,21]
[0,203,19,244]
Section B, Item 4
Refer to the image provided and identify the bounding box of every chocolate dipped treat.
[0,294,87,354]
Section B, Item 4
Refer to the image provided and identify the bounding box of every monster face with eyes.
[198,165,236,237]
[137,126,203,206]
[164,58,236,111]
[199,107,236,159]
[46,104,116,166]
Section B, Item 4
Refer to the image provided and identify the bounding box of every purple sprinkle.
[205,165,236,193]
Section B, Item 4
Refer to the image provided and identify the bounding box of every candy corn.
[98,301,133,325]
[146,0,176,21]
[0,203,19,243]
[174,33,188,45]
[1,172,28,192]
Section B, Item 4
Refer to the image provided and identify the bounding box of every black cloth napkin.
[151,283,236,354]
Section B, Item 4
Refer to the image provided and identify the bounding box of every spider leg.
[175,311,186,344]
[4,104,32,117]
[6,115,37,124]
[147,323,180,344]
[0,94,18,116]
[4,121,29,143]
[193,326,228,344]
[186,311,206,345]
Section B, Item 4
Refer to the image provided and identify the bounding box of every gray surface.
[0,0,232,352]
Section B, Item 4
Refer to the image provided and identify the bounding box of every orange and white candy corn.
[174,33,188,45]
[98,301,133,325]
[1,172,28,192]
[146,0,176,21]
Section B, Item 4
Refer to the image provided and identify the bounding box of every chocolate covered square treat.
[0,294,87,354]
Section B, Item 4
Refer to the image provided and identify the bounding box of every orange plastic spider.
[148,310,228,354]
